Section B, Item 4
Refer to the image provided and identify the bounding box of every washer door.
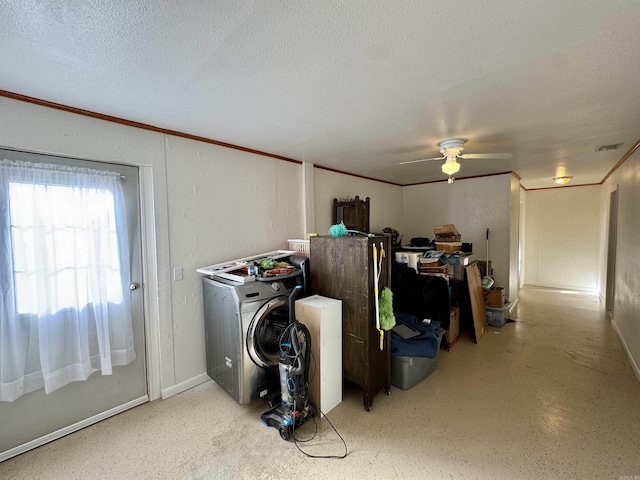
[246,296,291,368]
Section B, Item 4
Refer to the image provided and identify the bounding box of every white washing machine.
[202,270,304,405]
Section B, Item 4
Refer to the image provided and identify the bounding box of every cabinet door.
[310,237,365,385]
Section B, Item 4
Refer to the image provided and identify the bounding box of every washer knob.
[270,282,281,292]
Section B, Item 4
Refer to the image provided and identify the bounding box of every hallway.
[2,286,639,479]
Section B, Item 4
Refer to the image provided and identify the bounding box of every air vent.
[596,143,622,152]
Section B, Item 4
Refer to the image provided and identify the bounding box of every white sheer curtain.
[0,159,136,402]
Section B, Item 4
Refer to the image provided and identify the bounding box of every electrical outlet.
[173,267,183,281]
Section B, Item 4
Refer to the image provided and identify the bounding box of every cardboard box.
[295,295,342,417]
[419,264,450,275]
[485,287,505,308]
[434,224,460,236]
[446,306,460,347]
[434,224,461,242]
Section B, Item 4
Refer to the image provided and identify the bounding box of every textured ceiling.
[1,0,640,188]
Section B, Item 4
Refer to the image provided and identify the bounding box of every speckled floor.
[2,286,640,479]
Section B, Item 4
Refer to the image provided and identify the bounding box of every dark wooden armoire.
[310,234,391,410]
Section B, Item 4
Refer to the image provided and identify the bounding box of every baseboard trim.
[611,319,640,383]
[524,282,598,294]
[161,373,211,399]
[0,395,148,463]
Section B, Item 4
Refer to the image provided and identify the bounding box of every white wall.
[164,136,303,383]
[601,150,640,379]
[313,168,403,235]
[523,185,601,291]
[402,174,518,302]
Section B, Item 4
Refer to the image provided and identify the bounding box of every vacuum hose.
[278,284,312,405]
[279,324,311,404]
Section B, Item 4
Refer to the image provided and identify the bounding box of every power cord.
[290,350,349,459]
[293,408,348,459]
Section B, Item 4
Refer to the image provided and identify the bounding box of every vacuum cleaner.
[261,285,315,440]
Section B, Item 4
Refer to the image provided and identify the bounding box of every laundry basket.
[288,239,310,257]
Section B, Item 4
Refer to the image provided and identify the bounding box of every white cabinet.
[295,295,342,417]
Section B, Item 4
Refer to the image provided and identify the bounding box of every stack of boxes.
[428,225,463,346]
[433,224,462,253]
[418,224,465,278]
[484,286,510,326]
[418,256,449,278]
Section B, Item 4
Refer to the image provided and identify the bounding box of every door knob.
[130,283,139,291]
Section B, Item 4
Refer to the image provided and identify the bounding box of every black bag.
[409,237,432,247]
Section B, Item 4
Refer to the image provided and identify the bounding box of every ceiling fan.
[399,138,512,183]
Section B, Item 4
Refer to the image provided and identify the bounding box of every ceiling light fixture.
[399,138,512,185]
[552,176,573,185]
[441,156,461,184]
[441,156,461,175]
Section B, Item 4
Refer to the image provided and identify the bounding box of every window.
[10,181,123,314]
[1,159,135,402]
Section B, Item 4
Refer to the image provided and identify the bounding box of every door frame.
[139,164,162,401]
[605,186,619,316]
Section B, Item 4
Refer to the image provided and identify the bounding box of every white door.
[0,148,147,460]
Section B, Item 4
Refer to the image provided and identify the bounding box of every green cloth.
[379,287,396,331]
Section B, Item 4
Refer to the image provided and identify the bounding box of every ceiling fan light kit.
[441,158,461,175]
[400,138,512,184]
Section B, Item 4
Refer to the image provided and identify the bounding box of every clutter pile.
[256,258,296,277]
[412,225,474,280]
[481,270,514,328]
[484,285,513,327]
[418,250,450,278]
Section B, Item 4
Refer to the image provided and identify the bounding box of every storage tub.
[391,330,443,390]
[485,302,511,327]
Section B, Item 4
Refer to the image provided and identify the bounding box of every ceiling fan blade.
[399,156,444,165]
[460,153,512,160]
